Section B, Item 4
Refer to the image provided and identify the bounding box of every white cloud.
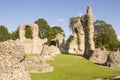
[78,12,85,17]
[57,19,65,22]
[50,25,57,27]
[118,36,120,41]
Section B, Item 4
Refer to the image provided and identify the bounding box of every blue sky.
[0,0,120,39]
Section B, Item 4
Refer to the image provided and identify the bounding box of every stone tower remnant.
[69,6,95,56]
[82,6,95,57]
[19,24,47,54]
[69,19,85,55]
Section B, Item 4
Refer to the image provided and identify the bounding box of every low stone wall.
[19,38,47,54]
[41,45,61,60]
[89,49,109,64]
[106,52,120,69]
[0,40,30,80]
[25,56,54,73]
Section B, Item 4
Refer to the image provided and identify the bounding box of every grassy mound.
[30,54,120,80]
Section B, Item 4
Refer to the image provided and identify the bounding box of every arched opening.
[25,25,33,39]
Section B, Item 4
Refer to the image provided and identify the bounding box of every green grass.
[26,54,40,58]
[30,54,120,80]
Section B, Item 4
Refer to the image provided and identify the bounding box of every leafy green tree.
[34,18,50,38]
[66,35,74,45]
[94,20,119,51]
[11,28,19,40]
[35,18,65,45]
[25,25,33,39]
[45,26,65,45]
[0,25,11,42]
[69,17,80,32]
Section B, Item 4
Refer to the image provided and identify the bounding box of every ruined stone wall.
[69,6,95,56]
[0,40,30,80]
[69,19,85,55]
[81,6,95,57]
[19,24,39,40]
[55,33,68,53]
[19,24,47,54]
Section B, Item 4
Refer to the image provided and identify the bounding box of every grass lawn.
[30,54,120,80]
[26,53,40,58]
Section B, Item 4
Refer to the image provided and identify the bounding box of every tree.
[34,18,50,38]
[69,17,80,32]
[45,26,65,45]
[66,35,74,45]
[0,25,11,42]
[94,20,119,51]
[11,28,19,40]
[35,18,65,45]
[25,25,33,39]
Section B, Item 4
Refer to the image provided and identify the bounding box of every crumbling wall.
[69,6,95,56]
[19,24,47,54]
[81,6,95,57]
[0,40,30,80]
[69,19,85,55]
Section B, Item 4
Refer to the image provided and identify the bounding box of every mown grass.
[26,53,40,58]
[30,54,120,80]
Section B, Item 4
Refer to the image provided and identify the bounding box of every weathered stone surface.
[19,24,47,54]
[19,24,39,40]
[68,32,78,54]
[106,52,120,69]
[89,49,109,64]
[69,19,85,55]
[55,33,67,53]
[81,6,95,57]
[0,40,30,80]
[41,45,61,59]
[68,6,95,56]
[25,56,54,73]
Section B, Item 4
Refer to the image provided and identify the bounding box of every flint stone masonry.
[55,33,67,53]
[41,45,61,60]
[19,24,47,54]
[69,6,95,56]
[89,49,109,64]
[106,52,120,69]
[69,19,85,55]
[19,24,39,40]
[81,6,95,57]
[0,40,30,80]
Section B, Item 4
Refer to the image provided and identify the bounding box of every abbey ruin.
[17,6,95,56]
[0,6,120,80]
[19,24,47,54]
[69,6,95,57]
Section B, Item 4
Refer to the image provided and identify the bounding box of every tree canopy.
[25,25,33,39]
[0,25,11,42]
[11,28,19,40]
[45,26,65,45]
[94,20,119,51]
[69,17,80,32]
[34,18,50,39]
[34,18,65,45]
